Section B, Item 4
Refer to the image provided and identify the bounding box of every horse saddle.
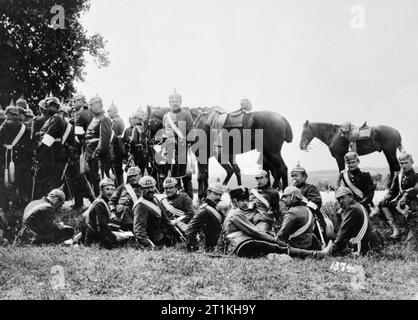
[348,122,371,142]
[205,107,247,130]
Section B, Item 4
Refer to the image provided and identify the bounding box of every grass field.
[1,199,418,300]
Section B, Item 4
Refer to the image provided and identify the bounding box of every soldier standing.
[337,152,376,214]
[33,97,75,199]
[379,152,418,247]
[0,106,33,210]
[248,169,280,233]
[162,90,194,198]
[14,188,74,245]
[186,183,225,252]
[107,102,125,186]
[84,96,112,196]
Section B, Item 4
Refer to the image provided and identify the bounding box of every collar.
[205,199,217,208]
[167,192,179,200]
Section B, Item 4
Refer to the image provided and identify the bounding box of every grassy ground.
[1,201,418,300]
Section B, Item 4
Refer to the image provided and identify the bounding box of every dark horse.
[144,106,293,198]
[299,120,403,181]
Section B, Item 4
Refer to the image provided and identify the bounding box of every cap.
[139,176,156,188]
[16,97,28,109]
[208,183,225,195]
[163,177,178,188]
[47,189,66,202]
[5,106,19,116]
[281,186,303,200]
[398,152,413,162]
[24,108,34,118]
[255,169,268,179]
[335,187,353,199]
[45,97,60,108]
[99,178,115,188]
[344,152,359,162]
[229,186,249,201]
[126,166,141,177]
[291,163,307,175]
[240,98,253,112]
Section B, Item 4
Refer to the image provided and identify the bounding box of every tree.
[0,0,109,110]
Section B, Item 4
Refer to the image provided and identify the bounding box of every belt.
[86,138,100,144]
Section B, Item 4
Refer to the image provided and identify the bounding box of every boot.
[288,240,333,259]
[382,207,400,239]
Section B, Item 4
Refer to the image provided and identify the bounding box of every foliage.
[0,0,109,109]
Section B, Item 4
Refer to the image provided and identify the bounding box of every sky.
[76,0,418,177]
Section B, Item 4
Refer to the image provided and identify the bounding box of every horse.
[299,120,403,182]
[144,105,293,199]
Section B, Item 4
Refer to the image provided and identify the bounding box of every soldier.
[277,186,315,250]
[162,90,194,198]
[14,188,74,245]
[291,163,335,246]
[186,183,225,252]
[23,108,34,128]
[80,178,130,249]
[67,94,95,210]
[107,102,125,186]
[0,106,33,209]
[248,169,280,233]
[33,97,75,199]
[32,97,51,140]
[84,96,112,196]
[334,187,382,256]
[157,177,195,235]
[379,152,418,247]
[337,152,375,214]
[123,110,147,169]
[221,187,333,259]
[109,166,142,231]
[133,176,179,248]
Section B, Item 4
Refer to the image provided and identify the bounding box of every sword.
[31,165,38,201]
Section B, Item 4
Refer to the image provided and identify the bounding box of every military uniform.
[186,199,224,251]
[110,115,125,186]
[109,183,141,231]
[157,191,194,233]
[334,201,381,255]
[0,116,33,209]
[84,111,112,195]
[133,195,177,248]
[80,195,119,249]
[15,197,73,245]
[248,185,280,233]
[162,108,194,198]
[337,168,375,212]
[34,112,75,199]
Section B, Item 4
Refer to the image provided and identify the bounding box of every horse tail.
[283,116,293,143]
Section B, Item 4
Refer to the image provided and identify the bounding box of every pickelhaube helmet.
[335,186,353,199]
[5,106,20,117]
[344,151,359,162]
[169,89,182,108]
[254,169,268,179]
[73,94,88,107]
[291,162,308,176]
[99,177,115,188]
[398,151,413,162]
[281,186,303,200]
[89,95,103,106]
[126,166,141,177]
[163,177,178,188]
[16,96,28,109]
[47,188,66,202]
[207,183,225,195]
[45,96,60,108]
[139,176,156,188]
[240,98,253,112]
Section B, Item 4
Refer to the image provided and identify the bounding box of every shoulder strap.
[204,204,223,224]
[342,170,364,199]
[124,184,138,203]
[160,196,186,218]
[23,202,52,222]
[165,112,184,139]
[4,124,26,150]
[398,171,403,192]
[62,121,72,145]
[349,204,369,254]
[288,207,313,240]
[250,188,270,209]
[133,197,161,217]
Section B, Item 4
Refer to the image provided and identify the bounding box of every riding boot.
[382,207,400,239]
[287,241,333,259]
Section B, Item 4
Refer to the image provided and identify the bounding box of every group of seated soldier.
[8,150,417,258]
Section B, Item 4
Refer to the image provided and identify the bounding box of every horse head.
[300,120,314,151]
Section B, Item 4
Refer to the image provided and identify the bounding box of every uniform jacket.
[337,168,375,206]
[163,109,194,141]
[133,196,174,248]
[0,119,32,167]
[160,192,194,223]
[385,169,418,205]
[334,201,380,255]
[249,185,280,217]
[85,112,112,161]
[74,107,93,143]
[222,208,277,255]
[186,199,224,249]
[277,204,314,249]
[111,115,126,158]
[109,183,141,226]
[299,182,322,211]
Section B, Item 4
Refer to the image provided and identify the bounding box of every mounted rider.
[337,152,376,214]
[161,89,194,198]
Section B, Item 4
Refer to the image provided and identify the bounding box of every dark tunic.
[337,168,375,207]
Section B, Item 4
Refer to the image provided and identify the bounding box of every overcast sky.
[76,0,418,176]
